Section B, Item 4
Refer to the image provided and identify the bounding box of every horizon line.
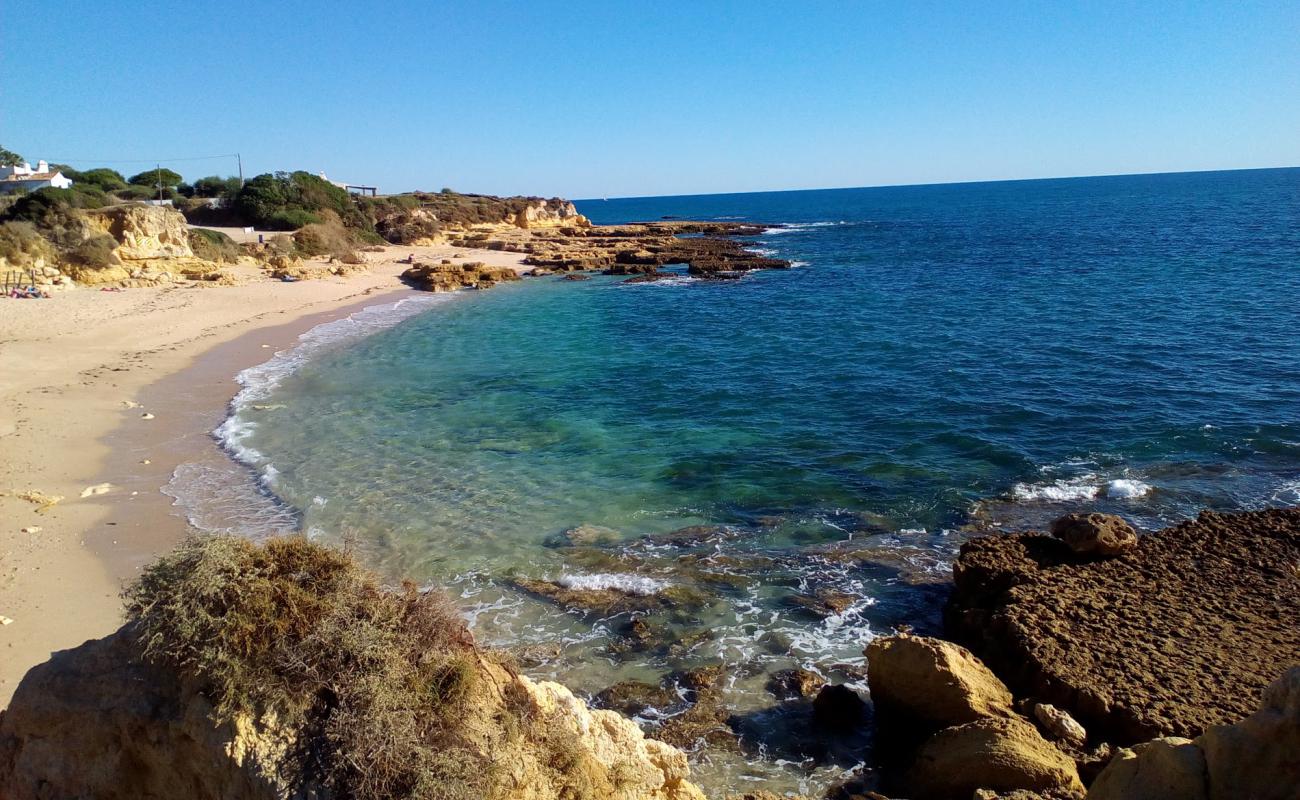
[574,163,1299,204]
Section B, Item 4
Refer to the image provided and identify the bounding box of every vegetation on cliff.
[125,535,490,799]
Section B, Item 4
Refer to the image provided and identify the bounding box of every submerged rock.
[511,577,708,616]
[765,667,825,701]
[544,523,622,548]
[593,681,680,717]
[1049,512,1138,557]
[947,508,1300,744]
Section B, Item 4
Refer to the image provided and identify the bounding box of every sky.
[2,1,1298,198]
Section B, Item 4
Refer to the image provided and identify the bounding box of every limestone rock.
[865,634,1015,729]
[905,716,1084,800]
[1049,512,1137,557]
[1086,737,1207,800]
[1087,666,1300,800]
[546,524,622,548]
[1198,666,1300,800]
[1034,703,1087,748]
[946,509,1300,743]
[85,204,195,261]
[0,629,290,800]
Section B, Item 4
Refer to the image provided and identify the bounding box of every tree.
[76,168,129,191]
[191,175,242,198]
[233,171,358,230]
[128,168,184,189]
[0,145,24,166]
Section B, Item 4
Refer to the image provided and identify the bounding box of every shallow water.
[172,167,1300,795]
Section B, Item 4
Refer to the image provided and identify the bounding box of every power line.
[44,153,241,164]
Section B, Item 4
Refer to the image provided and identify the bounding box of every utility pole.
[156,163,163,202]
[237,153,244,187]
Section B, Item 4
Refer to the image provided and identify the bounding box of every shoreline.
[0,243,527,707]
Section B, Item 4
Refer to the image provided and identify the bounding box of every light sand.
[0,243,529,707]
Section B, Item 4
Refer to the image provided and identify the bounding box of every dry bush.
[0,220,55,268]
[188,228,242,263]
[294,221,361,261]
[124,535,488,800]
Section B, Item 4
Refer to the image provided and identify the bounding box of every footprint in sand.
[141,412,155,420]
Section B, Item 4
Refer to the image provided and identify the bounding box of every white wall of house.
[0,160,74,193]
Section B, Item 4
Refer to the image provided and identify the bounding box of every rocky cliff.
[85,204,196,261]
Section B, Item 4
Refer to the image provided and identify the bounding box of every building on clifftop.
[0,160,73,194]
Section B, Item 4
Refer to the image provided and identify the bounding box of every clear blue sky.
[3,1,1297,198]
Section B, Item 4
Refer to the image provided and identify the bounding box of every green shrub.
[188,228,241,263]
[124,535,491,800]
[75,167,129,191]
[266,208,321,230]
[191,175,241,198]
[234,171,363,230]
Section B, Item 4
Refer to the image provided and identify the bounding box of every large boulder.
[1088,667,1300,800]
[865,634,1015,729]
[905,716,1084,800]
[1049,513,1137,557]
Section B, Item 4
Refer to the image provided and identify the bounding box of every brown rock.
[593,681,680,717]
[1049,512,1138,557]
[905,716,1084,800]
[1086,737,1207,800]
[812,684,868,731]
[947,509,1300,744]
[865,634,1015,729]
[766,668,825,700]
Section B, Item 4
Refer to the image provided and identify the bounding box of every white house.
[0,160,74,194]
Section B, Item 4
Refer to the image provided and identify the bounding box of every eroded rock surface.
[866,634,1015,730]
[948,508,1300,743]
[905,716,1084,800]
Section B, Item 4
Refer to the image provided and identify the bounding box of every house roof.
[2,172,61,182]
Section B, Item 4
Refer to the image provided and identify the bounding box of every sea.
[167,167,1300,795]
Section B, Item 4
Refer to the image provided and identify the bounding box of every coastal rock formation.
[454,220,789,277]
[0,536,708,800]
[947,508,1300,744]
[1049,513,1137,557]
[0,629,290,800]
[1088,667,1300,800]
[904,716,1084,800]
[866,634,1015,729]
[514,199,590,229]
[400,259,521,291]
[85,204,195,261]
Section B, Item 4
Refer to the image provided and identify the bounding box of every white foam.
[762,221,845,235]
[619,275,698,288]
[1011,476,1101,503]
[556,573,668,595]
[1106,479,1152,499]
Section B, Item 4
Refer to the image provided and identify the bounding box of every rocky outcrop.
[1088,667,1300,800]
[947,508,1300,744]
[400,260,521,291]
[905,716,1084,800]
[0,629,290,800]
[864,634,1083,799]
[514,199,590,229]
[0,627,708,800]
[866,634,1015,730]
[1049,513,1137,557]
[85,204,195,261]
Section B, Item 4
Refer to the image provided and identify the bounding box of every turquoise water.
[181,168,1300,793]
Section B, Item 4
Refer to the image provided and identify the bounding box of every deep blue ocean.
[179,167,1300,793]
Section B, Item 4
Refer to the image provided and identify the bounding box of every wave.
[762,221,847,235]
[557,573,669,595]
[1011,473,1153,503]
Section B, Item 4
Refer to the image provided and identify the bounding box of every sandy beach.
[0,241,528,707]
